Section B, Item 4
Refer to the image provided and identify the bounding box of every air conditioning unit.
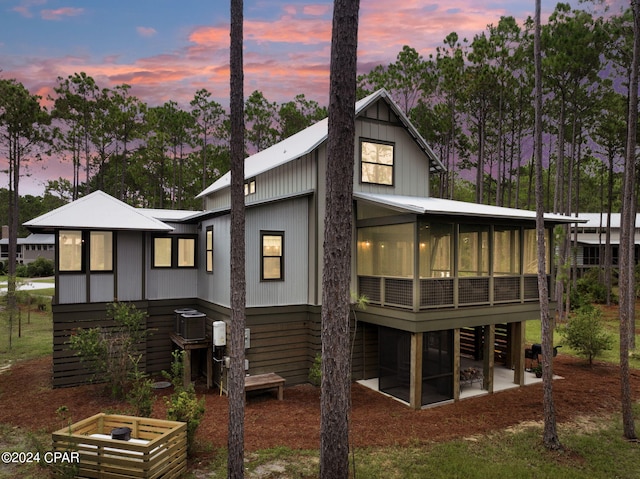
[179,312,206,341]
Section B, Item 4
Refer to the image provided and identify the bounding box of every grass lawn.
[525,302,640,370]
[0,290,53,367]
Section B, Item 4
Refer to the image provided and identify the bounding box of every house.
[0,225,55,265]
[573,213,640,275]
[25,89,580,409]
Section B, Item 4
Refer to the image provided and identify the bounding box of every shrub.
[308,353,321,386]
[163,351,205,455]
[559,304,614,365]
[570,269,615,310]
[26,257,54,277]
[69,302,148,399]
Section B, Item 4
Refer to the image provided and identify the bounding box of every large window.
[206,226,213,273]
[178,238,196,268]
[493,227,520,275]
[261,232,284,281]
[458,224,490,276]
[357,223,414,278]
[361,140,394,185]
[90,231,113,271]
[59,230,113,272]
[419,222,453,278]
[59,230,83,272]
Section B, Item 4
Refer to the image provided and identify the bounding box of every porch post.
[409,332,423,410]
[512,321,525,386]
[453,328,461,401]
[483,324,495,393]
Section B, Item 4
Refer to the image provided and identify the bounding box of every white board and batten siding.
[57,275,87,304]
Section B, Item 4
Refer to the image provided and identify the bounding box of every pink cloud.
[303,4,331,16]
[41,7,84,21]
[11,0,46,18]
[136,26,157,38]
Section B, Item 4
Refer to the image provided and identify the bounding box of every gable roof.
[196,89,445,199]
[354,193,585,224]
[24,191,175,232]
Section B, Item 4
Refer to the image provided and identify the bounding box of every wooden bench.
[244,373,285,401]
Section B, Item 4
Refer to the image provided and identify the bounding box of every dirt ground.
[1,354,639,457]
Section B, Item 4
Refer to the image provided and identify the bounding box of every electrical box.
[244,328,250,349]
[213,321,226,347]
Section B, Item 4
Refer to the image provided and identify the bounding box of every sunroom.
[353,193,576,409]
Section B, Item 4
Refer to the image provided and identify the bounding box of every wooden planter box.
[52,413,186,479]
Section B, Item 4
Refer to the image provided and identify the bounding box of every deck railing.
[358,274,549,311]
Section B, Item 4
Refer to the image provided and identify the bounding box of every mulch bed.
[0,354,638,453]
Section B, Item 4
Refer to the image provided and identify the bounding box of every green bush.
[26,257,54,277]
[308,353,322,386]
[570,269,616,309]
[559,304,614,365]
[163,351,205,455]
[68,302,148,399]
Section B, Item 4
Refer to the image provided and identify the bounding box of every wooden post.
[409,332,423,410]
[513,321,525,386]
[453,328,461,400]
[483,324,495,393]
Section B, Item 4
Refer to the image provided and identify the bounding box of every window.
[261,232,284,280]
[361,140,394,185]
[90,231,113,271]
[244,178,256,196]
[59,230,113,272]
[206,226,213,273]
[59,230,83,272]
[523,228,550,274]
[153,236,197,268]
[153,237,172,268]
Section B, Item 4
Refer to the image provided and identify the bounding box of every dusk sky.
[0,0,628,195]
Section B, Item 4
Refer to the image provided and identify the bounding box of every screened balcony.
[356,220,551,311]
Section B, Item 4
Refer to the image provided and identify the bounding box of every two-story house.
[25,89,578,409]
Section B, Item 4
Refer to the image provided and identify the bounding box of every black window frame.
[58,229,115,274]
[205,226,214,273]
[151,235,197,269]
[360,138,395,186]
[260,230,284,281]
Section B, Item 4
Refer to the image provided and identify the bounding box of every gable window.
[59,230,83,272]
[244,178,256,196]
[361,140,394,186]
[153,237,173,268]
[261,231,284,281]
[90,231,113,271]
[206,226,213,273]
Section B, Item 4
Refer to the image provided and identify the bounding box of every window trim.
[360,138,395,186]
[89,230,114,272]
[205,226,213,273]
[58,229,84,273]
[152,235,198,269]
[260,231,284,281]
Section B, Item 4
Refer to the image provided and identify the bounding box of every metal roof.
[576,213,640,229]
[0,233,54,245]
[354,193,585,223]
[24,191,175,232]
[196,89,445,199]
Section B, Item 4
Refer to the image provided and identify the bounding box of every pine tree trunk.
[535,0,561,450]
[228,0,247,476]
[320,1,359,477]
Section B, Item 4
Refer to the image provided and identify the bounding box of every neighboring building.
[574,213,640,275]
[0,229,55,265]
[25,90,579,409]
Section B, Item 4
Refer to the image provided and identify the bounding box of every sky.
[0,0,628,195]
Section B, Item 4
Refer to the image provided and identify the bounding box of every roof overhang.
[354,193,586,224]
